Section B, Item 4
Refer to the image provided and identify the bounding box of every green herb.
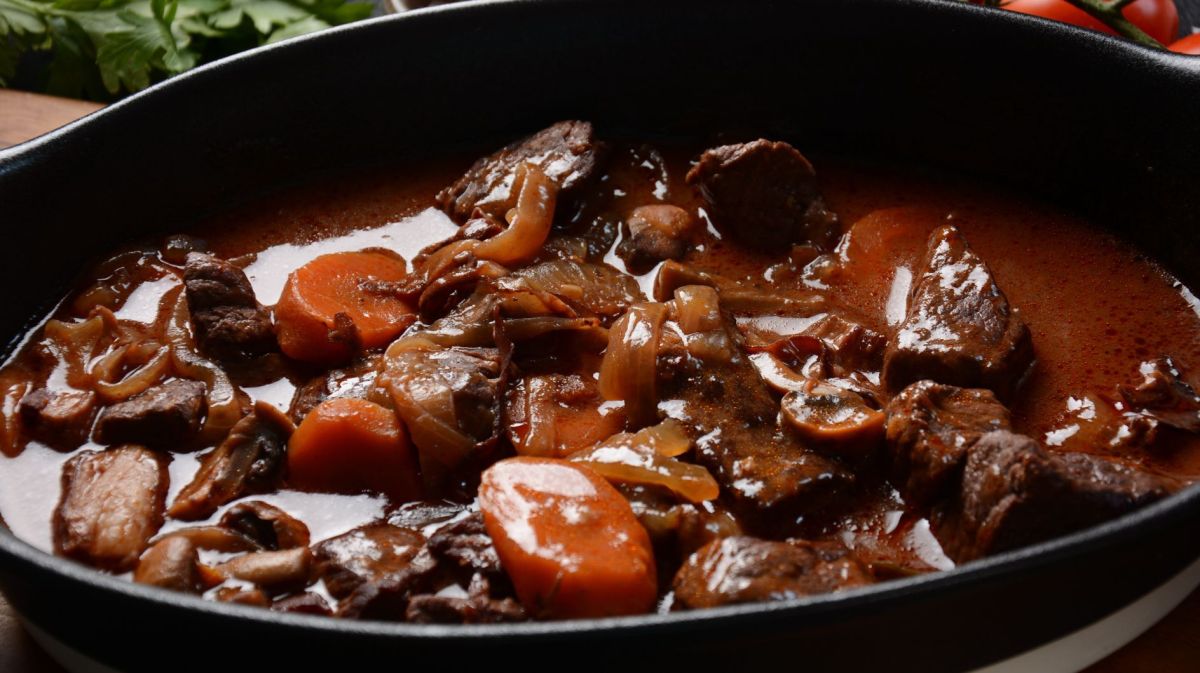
[0,0,372,100]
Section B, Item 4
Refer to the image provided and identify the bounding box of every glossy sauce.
[1,144,1198,579]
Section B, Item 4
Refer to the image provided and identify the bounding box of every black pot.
[2,1,1200,670]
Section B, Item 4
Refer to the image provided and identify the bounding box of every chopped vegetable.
[598,302,667,429]
[569,420,719,503]
[288,397,422,502]
[472,163,559,266]
[275,250,416,365]
[479,457,657,619]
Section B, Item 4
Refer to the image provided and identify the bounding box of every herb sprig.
[0,0,372,100]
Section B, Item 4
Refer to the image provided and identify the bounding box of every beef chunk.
[802,314,887,378]
[685,139,840,251]
[184,252,276,360]
[946,430,1171,561]
[616,204,698,272]
[19,388,97,449]
[93,379,206,447]
[54,446,168,572]
[1118,356,1200,432]
[438,120,604,221]
[672,536,870,609]
[426,511,504,581]
[219,501,311,550]
[313,523,438,618]
[882,225,1033,401]
[168,401,293,520]
[272,592,333,616]
[657,294,854,523]
[885,381,1012,504]
[287,357,380,424]
[406,575,525,624]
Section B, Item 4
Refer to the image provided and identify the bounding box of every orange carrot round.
[478,457,657,618]
[287,398,421,502]
[275,251,415,365]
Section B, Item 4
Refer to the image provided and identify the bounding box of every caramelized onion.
[569,421,718,503]
[505,260,645,321]
[672,285,722,334]
[166,289,247,440]
[92,342,171,403]
[380,336,501,489]
[473,163,558,266]
[598,303,668,429]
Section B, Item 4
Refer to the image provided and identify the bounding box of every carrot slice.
[478,457,657,618]
[287,398,421,502]
[275,251,415,365]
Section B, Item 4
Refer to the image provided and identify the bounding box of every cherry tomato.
[1168,32,1200,54]
[1004,0,1180,46]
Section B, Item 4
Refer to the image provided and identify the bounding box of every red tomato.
[1004,0,1179,45]
[1169,32,1200,54]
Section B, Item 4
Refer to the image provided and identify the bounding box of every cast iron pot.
[2,1,1200,671]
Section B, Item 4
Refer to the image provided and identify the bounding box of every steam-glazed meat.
[313,523,437,618]
[686,139,840,251]
[183,253,276,360]
[93,379,206,447]
[54,446,168,572]
[672,536,870,609]
[885,381,1012,504]
[945,430,1172,561]
[19,388,96,449]
[438,120,604,221]
[882,225,1033,401]
[288,357,380,424]
[654,289,854,520]
[426,511,504,580]
[1119,357,1200,432]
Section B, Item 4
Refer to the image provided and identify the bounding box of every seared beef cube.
[882,225,1033,401]
[272,592,333,616]
[657,296,854,521]
[802,314,887,377]
[93,379,206,447]
[19,388,97,448]
[405,593,525,624]
[313,523,437,618]
[438,120,605,221]
[672,536,870,609]
[616,204,698,272]
[427,511,504,581]
[885,381,1011,504]
[685,139,840,251]
[1118,356,1200,432]
[947,430,1171,561]
[219,500,311,550]
[54,446,168,572]
[184,252,276,360]
[287,357,380,424]
[406,575,526,624]
[168,401,293,520]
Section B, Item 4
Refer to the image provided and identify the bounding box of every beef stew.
[1,122,1197,622]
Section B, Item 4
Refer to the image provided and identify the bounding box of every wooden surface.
[1,90,1198,673]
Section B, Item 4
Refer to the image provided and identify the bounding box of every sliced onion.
[598,302,667,429]
[165,288,247,440]
[473,163,558,266]
[671,285,722,334]
[92,342,171,403]
[569,421,717,503]
[506,259,645,321]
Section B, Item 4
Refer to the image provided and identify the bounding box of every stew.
[1,121,1198,621]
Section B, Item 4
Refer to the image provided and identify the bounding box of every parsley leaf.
[0,0,372,99]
